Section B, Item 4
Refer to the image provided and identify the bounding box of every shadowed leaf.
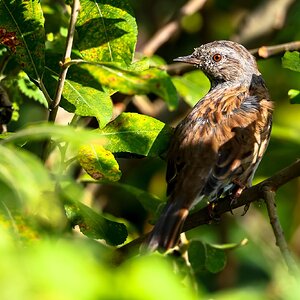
[65,198,127,246]
[0,0,45,80]
[82,63,178,110]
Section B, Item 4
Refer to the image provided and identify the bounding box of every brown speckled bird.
[146,40,273,251]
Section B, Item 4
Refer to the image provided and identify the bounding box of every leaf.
[0,123,106,148]
[0,145,65,224]
[62,79,113,128]
[64,198,127,246]
[17,71,48,107]
[78,144,121,181]
[80,179,163,214]
[172,70,210,107]
[204,243,227,273]
[188,240,227,274]
[44,64,113,128]
[0,145,51,205]
[97,112,173,158]
[0,0,45,80]
[282,51,300,72]
[82,63,179,110]
[76,0,137,66]
[288,89,300,104]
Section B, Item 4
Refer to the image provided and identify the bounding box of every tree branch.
[263,186,298,274]
[115,159,300,261]
[141,0,207,56]
[48,0,80,123]
[250,41,300,58]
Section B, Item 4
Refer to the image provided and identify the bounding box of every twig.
[41,0,80,161]
[115,159,300,259]
[250,41,300,58]
[263,186,298,274]
[48,0,80,123]
[141,0,207,56]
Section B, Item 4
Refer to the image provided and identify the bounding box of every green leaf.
[0,0,45,80]
[17,71,48,107]
[172,70,210,107]
[205,243,227,273]
[82,63,179,110]
[78,144,121,181]
[76,0,137,66]
[97,112,173,157]
[282,51,300,72]
[80,180,163,214]
[64,197,127,246]
[188,240,227,274]
[288,89,300,104]
[0,123,105,147]
[44,63,113,128]
[0,145,64,224]
[62,79,113,128]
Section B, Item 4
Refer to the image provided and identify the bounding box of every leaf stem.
[48,0,81,123]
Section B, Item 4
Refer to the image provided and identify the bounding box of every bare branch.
[141,0,207,56]
[48,0,81,123]
[250,41,300,58]
[263,186,298,273]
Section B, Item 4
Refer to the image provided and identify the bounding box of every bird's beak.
[173,54,199,65]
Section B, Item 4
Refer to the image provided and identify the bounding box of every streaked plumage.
[146,40,273,251]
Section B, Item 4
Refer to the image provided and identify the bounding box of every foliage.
[0,0,299,299]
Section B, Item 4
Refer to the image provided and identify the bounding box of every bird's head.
[174,40,260,87]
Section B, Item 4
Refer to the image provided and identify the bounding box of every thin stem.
[263,186,298,274]
[42,0,80,162]
[250,41,300,58]
[48,0,81,123]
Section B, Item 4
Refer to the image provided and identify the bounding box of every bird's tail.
[144,201,189,252]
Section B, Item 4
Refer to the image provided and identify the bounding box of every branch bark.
[48,0,80,123]
[250,41,300,58]
[263,186,298,274]
[115,159,300,262]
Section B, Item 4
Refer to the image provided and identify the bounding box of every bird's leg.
[230,180,250,215]
[207,200,221,223]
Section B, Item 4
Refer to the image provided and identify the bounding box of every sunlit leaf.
[97,112,173,157]
[62,79,113,128]
[0,0,45,80]
[76,0,137,66]
[282,51,300,72]
[78,144,121,181]
[45,65,113,128]
[288,89,300,104]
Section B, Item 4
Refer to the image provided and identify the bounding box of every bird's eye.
[212,54,222,62]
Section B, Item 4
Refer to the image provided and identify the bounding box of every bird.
[145,40,273,252]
